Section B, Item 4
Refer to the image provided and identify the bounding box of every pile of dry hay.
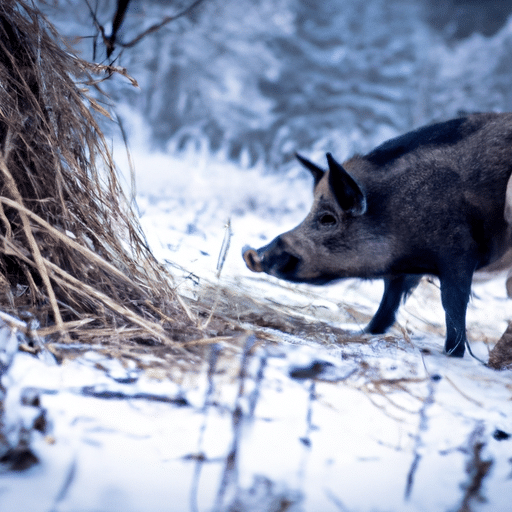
[0,0,216,350]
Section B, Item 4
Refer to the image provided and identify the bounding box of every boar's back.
[347,112,512,275]
[366,113,503,167]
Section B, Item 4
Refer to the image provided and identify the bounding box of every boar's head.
[243,153,392,284]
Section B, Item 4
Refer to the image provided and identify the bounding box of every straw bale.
[0,0,209,347]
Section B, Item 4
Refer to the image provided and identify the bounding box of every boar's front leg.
[365,275,422,335]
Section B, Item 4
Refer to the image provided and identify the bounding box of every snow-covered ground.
[1,146,512,512]
[2,0,512,509]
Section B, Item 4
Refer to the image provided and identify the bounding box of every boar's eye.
[318,213,337,226]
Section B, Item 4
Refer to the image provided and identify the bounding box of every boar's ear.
[326,153,367,215]
[296,153,325,187]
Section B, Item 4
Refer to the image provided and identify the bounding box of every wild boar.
[243,113,512,357]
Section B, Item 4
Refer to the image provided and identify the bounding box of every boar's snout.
[242,247,264,272]
[242,239,301,279]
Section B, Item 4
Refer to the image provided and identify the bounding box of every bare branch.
[122,0,207,49]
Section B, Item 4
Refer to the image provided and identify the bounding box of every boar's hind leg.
[440,270,473,358]
[365,275,422,335]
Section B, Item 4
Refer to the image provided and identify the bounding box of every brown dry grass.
[0,0,210,348]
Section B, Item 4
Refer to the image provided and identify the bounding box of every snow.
[1,144,512,511]
[2,0,512,510]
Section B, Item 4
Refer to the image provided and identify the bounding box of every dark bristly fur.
[244,113,512,358]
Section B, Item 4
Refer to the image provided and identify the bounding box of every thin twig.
[122,0,206,48]
[180,335,241,347]
[34,318,95,337]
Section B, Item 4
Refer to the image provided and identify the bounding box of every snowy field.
[2,0,512,510]
[1,145,512,512]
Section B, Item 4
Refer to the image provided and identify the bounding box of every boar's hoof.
[243,247,264,273]
[444,340,466,358]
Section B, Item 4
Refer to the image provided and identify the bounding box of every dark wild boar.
[243,113,512,358]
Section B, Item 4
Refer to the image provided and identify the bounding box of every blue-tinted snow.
[3,1,512,511]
